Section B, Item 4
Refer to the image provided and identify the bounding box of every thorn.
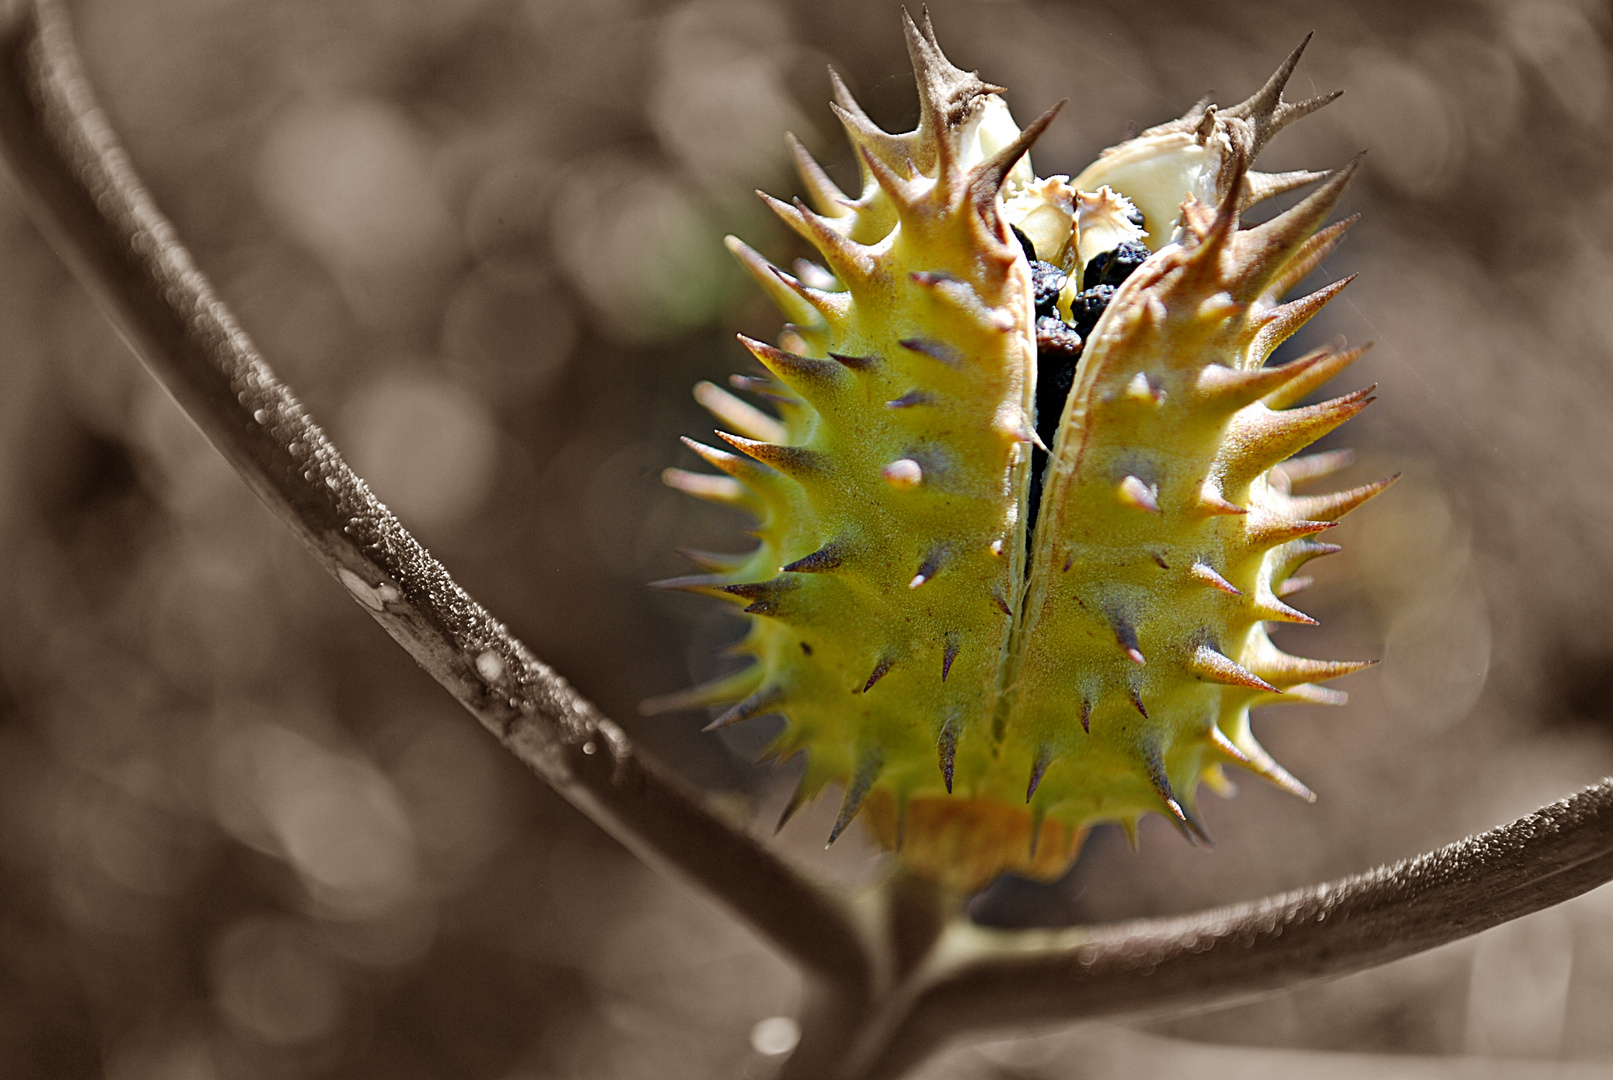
[1277,575,1314,598]
[941,636,959,682]
[1202,764,1239,798]
[737,334,844,390]
[862,657,894,694]
[639,663,764,717]
[828,351,878,372]
[1110,614,1146,665]
[1260,344,1369,411]
[1222,32,1342,154]
[724,235,824,327]
[1272,447,1355,487]
[1207,724,1251,765]
[1254,591,1322,625]
[780,194,870,281]
[887,389,934,408]
[704,685,784,731]
[968,99,1067,213]
[1250,275,1358,361]
[714,430,824,479]
[855,142,919,207]
[1235,157,1363,298]
[1191,644,1280,693]
[909,546,948,589]
[662,467,748,508]
[1261,209,1361,302]
[648,573,736,601]
[1285,683,1349,706]
[1245,514,1338,550]
[720,578,794,617]
[1287,474,1399,522]
[1240,167,1329,210]
[1125,370,1163,403]
[783,540,848,574]
[1231,733,1317,801]
[1142,744,1209,845]
[992,591,1012,616]
[1255,652,1377,687]
[785,131,849,216]
[1079,697,1092,733]
[1151,551,1170,570]
[937,716,960,793]
[827,748,883,846]
[1196,355,1329,410]
[899,336,965,367]
[1235,386,1376,475]
[1129,688,1149,718]
[775,777,809,833]
[882,457,924,489]
[793,256,840,292]
[1026,746,1052,802]
[1109,815,1136,853]
[1117,474,1160,513]
[693,381,787,444]
[1196,480,1248,516]
[1189,562,1241,595]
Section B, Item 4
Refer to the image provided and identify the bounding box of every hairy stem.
[0,0,871,992]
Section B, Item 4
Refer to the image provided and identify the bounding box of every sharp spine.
[1190,644,1280,693]
[1026,747,1052,802]
[784,541,848,574]
[1190,562,1241,595]
[862,657,894,693]
[827,748,883,846]
[1117,475,1160,513]
[705,685,784,731]
[899,337,966,367]
[937,716,960,793]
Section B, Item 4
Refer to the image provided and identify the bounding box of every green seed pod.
[653,14,1385,893]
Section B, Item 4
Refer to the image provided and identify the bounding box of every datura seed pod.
[651,13,1387,894]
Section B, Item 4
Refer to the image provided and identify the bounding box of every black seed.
[1035,316,1083,357]
[1083,240,1152,291]
[1067,285,1116,340]
[1029,260,1067,319]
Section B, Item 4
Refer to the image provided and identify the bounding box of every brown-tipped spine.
[827,748,883,846]
[785,131,849,217]
[705,685,784,731]
[1191,644,1280,693]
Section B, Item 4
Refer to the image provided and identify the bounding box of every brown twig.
[847,778,1613,1078]
[0,0,872,992]
[3,3,1613,1079]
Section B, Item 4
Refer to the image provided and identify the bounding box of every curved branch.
[850,778,1613,1079]
[0,0,871,991]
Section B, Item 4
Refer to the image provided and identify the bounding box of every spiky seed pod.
[654,14,1385,893]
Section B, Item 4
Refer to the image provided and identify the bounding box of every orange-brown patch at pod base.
[863,791,1089,894]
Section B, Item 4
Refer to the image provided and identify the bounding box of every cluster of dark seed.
[1017,230,1152,454]
[1014,223,1150,538]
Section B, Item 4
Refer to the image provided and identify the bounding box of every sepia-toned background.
[1,0,1611,1076]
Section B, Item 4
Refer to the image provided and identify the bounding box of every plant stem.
[0,0,871,993]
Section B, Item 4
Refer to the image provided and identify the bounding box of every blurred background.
[0,0,1610,1076]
